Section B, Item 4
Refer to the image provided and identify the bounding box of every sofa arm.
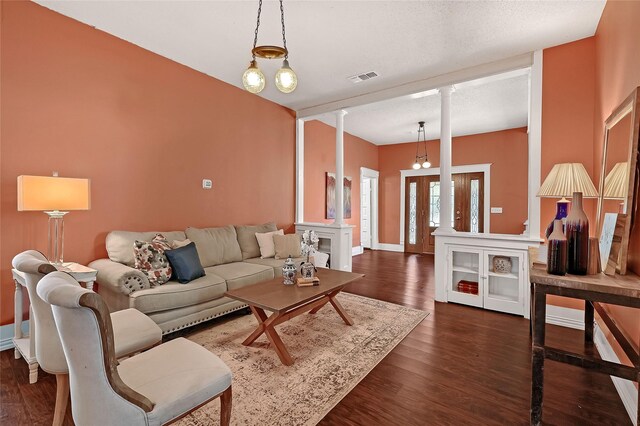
[89,259,150,295]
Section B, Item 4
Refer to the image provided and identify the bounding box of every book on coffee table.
[296,277,320,287]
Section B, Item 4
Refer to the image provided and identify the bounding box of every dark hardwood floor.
[0,251,631,425]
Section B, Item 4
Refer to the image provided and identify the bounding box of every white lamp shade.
[18,175,91,211]
[603,162,629,200]
[537,163,598,198]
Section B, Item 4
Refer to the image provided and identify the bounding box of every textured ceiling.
[35,0,605,144]
[318,72,530,145]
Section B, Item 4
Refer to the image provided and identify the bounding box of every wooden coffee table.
[225,268,364,366]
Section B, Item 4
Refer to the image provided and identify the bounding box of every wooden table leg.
[309,299,329,314]
[584,300,594,343]
[328,290,354,326]
[243,307,294,365]
[529,282,534,336]
[242,306,269,346]
[262,312,294,366]
[531,285,547,426]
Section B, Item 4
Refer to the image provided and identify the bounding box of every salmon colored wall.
[378,128,529,244]
[0,1,295,325]
[593,0,640,355]
[303,120,379,247]
[541,37,598,238]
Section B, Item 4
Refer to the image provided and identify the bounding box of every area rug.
[176,292,429,426]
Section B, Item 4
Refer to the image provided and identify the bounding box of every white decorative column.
[438,85,454,233]
[296,118,305,223]
[335,110,347,225]
[528,51,543,240]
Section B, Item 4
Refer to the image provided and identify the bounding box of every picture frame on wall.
[326,172,352,219]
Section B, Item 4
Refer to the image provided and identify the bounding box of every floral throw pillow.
[133,234,172,286]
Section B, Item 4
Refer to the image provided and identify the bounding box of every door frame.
[360,167,380,250]
[399,163,491,247]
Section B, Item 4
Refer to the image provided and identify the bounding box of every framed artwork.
[326,172,352,219]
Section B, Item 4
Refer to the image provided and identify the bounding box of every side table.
[12,262,98,384]
[529,264,640,425]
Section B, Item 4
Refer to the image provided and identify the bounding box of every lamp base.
[545,198,570,239]
[45,210,68,265]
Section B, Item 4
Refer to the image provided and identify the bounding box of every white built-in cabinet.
[447,246,526,315]
[435,232,541,318]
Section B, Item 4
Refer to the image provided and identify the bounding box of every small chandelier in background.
[412,121,431,169]
[242,0,297,94]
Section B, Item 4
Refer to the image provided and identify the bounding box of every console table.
[12,263,97,383]
[529,264,639,425]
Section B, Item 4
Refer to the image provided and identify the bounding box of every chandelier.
[412,121,431,169]
[242,0,297,94]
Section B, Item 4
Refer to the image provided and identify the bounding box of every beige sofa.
[89,223,303,334]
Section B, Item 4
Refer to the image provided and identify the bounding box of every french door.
[405,172,484,254]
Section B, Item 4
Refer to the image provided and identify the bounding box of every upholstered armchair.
[37,271,232,426]
[12,250,163,426]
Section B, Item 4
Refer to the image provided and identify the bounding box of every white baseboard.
[594,323,638,425]
[352,246,364,256]
[0,322,29,352]
[375,243,404,252]
[545,305,585,330]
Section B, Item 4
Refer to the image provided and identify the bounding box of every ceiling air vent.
[348,71,379,84]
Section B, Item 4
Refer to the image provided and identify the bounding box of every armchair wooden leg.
[220,385,232,426]
[53,374,70,426]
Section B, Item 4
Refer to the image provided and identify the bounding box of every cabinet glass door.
[483,251,524,315]
[447,247,483,308]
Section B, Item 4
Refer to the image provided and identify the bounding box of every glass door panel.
[484,252,523,315]
[429,180,455,228]
[448,247,483,308]
[408,181,417,245]
[470,178,480,233]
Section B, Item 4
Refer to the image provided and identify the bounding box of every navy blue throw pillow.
[165,242,205,284]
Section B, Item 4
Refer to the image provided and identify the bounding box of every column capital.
[438,85,455,95]
[335,109,348,117]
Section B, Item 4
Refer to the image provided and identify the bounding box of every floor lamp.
[17,175,91,265]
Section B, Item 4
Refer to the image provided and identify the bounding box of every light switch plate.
[202,179,212,189]
[491,207,503,214]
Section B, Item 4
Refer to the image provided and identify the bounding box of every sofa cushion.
[244,257,305,277]
[185,226,242,267]
[273,233,302,259]
[165,242,205,284]
[133,234,172,286]
[256,229,284,258]
[208,262,274,290]
[107,230,186,267]
[130,272,227,314]
[235,223,277,259]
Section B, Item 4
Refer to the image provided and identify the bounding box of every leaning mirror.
[596,87,640,274]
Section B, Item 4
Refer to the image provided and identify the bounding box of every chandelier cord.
[252,0,263,59]
[280,0,288,59]
[421,125,428,160]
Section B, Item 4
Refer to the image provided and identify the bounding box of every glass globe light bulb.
[422,160,431,168]
[242,60,265,94]
[275,59,298,93]
[412,161,421,170]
